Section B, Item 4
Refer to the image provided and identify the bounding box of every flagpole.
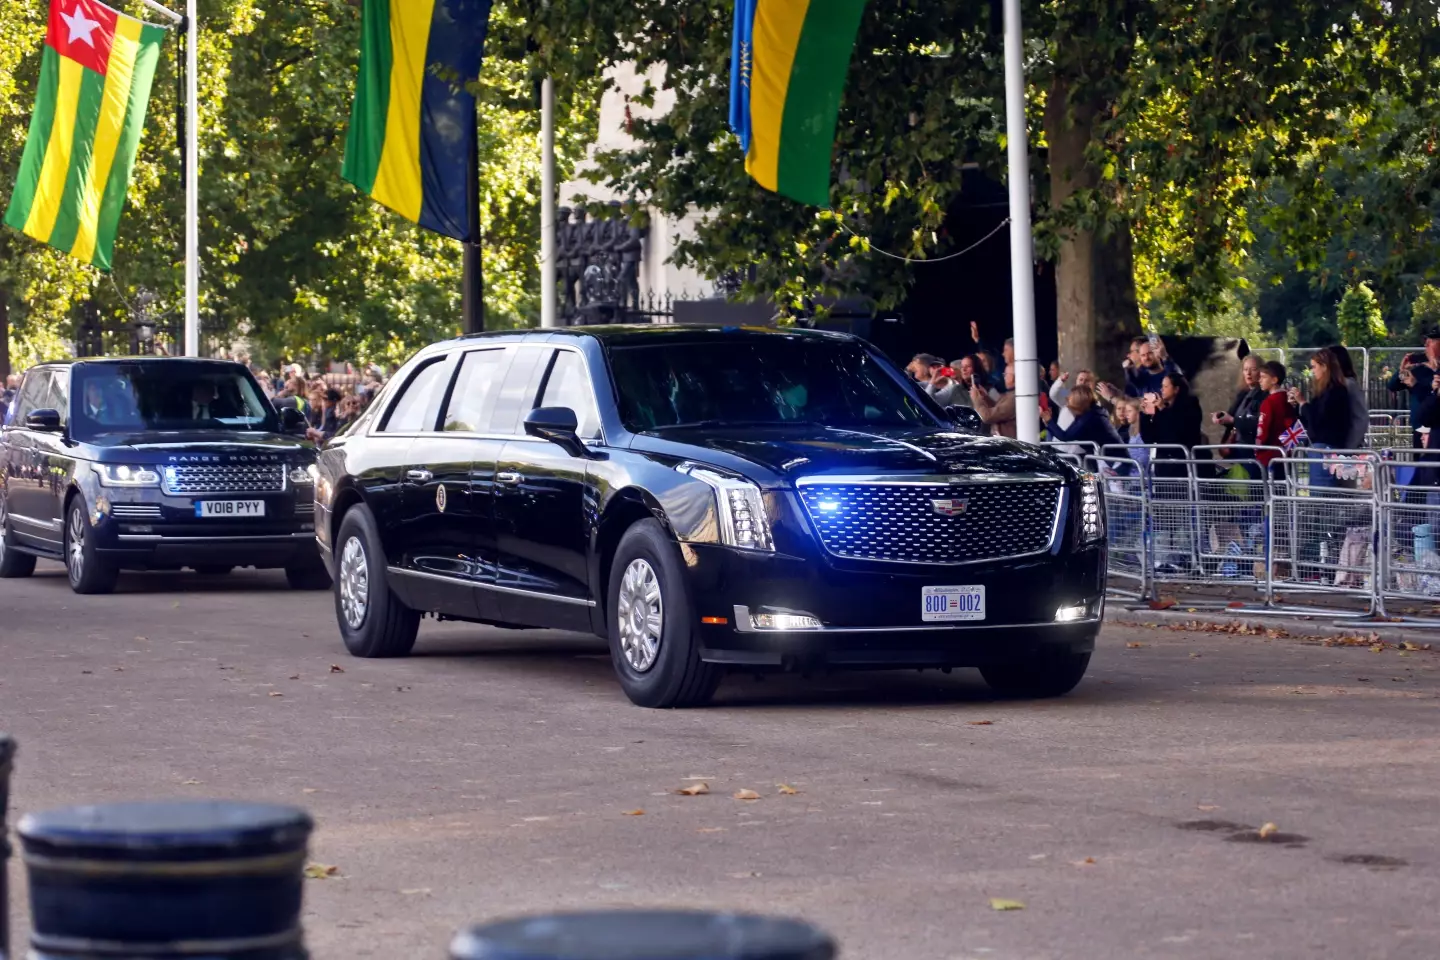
[461,102,483,335]
[539,76,557,328]
[183,0,199,356]
[1002,0,1039,445]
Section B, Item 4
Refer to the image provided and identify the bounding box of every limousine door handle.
[496,472,524,486]
[405,469,433,483]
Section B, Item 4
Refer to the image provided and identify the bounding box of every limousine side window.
[535,350,600,440]
[483,347,549,435]
[379,358,450,433]
[442,349,507,432]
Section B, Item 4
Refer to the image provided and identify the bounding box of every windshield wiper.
[652,419,824,431]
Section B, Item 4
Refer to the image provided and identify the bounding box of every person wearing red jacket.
[1253,361,1297,470]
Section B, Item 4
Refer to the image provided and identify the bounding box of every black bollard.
[0,734,14,960]
[19,800,312,960]
[450,911,837,960]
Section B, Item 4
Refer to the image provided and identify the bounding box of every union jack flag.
[1279,420,1309,450]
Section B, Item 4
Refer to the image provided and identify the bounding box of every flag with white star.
[3,0,167,269]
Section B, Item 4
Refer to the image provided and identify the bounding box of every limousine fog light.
[1054,603,1089,623]
[735,606,823,631]
[94,464,160,487]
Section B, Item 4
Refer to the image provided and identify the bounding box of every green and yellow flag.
[4,0,166,270]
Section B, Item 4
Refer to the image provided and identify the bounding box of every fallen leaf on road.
[1258,822,1278,839]
[302,788,318,794]
[288,674,300,680]
[682,775,713,781]
[729,871,762,879]
[81,670,92,675]
[968,720,994,726]
[989,898,1025,911]
[1186,608,1197,613]
[304,863,340,879]
[1150,598,1177,610]
[697,827,725,833]
[1197,804,1219,812]
[778,784,799,795]
[675,783,709,796]
[268,691,283,697]
[1071,857,1096,866]
[733,789,761,801]
[329,664,345,673]
[622,809,645,816]
[181,779,201,786]
[1227,602,1244,609]
[400,888,431,896]
[1027,854,1047,861]
[1126,642,1145,649]
[1357,677,1371,682]
[134,636,148,641]
[1189,653,1201,658]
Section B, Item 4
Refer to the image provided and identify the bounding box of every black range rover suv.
[0,357,329,594]
[315,326,1106,708]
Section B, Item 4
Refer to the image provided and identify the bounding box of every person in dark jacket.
[1046,385,1122,451]
[1140,372,1204,469]
[1288,350,1351,489]
[1215,354,1264,450]
[1323,345,1369,449]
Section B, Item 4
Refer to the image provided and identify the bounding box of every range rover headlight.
[93,464,160,487]
[677,464,774,552]
[289,464,318,485]
[1080,472,1105,543]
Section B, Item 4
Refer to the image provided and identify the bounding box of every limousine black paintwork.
[0,358,327,594]
[315,326,1106,708]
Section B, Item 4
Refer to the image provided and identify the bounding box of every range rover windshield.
[70,362,278,441]
[609,338,940,432]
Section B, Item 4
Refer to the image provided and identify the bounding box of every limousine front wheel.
[980,649,1092,699]
[334,505,419,658]
[608,520,720,709]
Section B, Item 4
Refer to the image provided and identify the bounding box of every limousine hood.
[85,431,311,463]
[632,424,1072,482]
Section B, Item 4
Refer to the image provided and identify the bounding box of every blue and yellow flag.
[342,0,493,240]
[728,0,868,207]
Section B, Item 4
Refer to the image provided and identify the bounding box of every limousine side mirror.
[524,406,587,458]
[25,408,62,432]
[279,407,306,433]
[945,405,984,434]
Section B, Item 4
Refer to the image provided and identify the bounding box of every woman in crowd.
[1045,384,1121,452]
[1140,372,1204,465]
[1216,354,1264,449]
[1288,349,1351,488]
[971,365,1017,438]
[1323,345,1370,449]
[1253,360,1297,475]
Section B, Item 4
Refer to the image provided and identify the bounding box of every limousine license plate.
[195,500,266,518]
[921,585,986,622]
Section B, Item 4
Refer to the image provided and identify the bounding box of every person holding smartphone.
[1215,354,1264,450]
[1288,351,1351,489]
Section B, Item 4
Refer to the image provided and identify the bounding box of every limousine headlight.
[1080,472,1104,543]
[677,464,774,552]
[93,464,160,487]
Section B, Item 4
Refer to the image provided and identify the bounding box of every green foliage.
[1337,282,1387,347]
[1409,285,1440,340]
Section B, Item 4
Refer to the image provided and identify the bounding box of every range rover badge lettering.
[931,498,968,517]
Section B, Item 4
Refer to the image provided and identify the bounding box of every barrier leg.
[1,735,13,960]
[452,911,837,960]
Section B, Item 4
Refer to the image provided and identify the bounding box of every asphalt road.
[3,563,1439,960]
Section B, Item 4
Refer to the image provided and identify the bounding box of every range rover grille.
[162,463,285,496]
[798,479,1062,564]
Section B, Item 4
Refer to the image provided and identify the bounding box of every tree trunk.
[1045,74,1141,386]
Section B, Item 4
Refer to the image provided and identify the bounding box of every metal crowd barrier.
[1093,444,1440,623]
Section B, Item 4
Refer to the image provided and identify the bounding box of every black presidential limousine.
[0,358,329,594]
[315,326,1106,708]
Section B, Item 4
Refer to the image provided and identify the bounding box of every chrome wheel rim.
[0,494,8,562]
[67,507,85,582]
[617,558,663,672]
[338,535,369,629]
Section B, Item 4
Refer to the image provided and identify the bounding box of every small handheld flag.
[728,0,868,207]
[3,0,167,270]
[1280,421,1309,450]
[342,0,494,241]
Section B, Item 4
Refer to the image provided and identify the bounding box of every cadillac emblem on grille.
[931,498,968,517]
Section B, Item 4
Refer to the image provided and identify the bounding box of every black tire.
[285,557,332,590]
[64,498,118,595]
[0,498,36,578]
[980,649,1092,698]
[333,504,418,657]
[194,565,233,576]
[607,519,720,708]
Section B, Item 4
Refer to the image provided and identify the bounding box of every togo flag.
[342,0,493,241]
[729,0,867,207]
[3,0,166,270]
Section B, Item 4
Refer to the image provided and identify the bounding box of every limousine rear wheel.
[334,505,419,658]
[980,649,1092,698]
[607,520,721,709]
[64,498,118,595]
[0,499,36,578]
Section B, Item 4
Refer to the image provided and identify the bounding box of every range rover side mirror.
[945,405,984,434]
[25,408,62,432]
[279,407,306,433]
[524,406,587,458]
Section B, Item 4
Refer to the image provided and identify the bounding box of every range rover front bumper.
[672,542,1106,668]
[88,491,318,570]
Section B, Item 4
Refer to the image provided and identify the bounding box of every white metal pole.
[1002,0,1040,445]
[539,76,557,328]
[183,0,199,356]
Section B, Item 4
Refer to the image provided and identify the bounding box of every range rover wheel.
[0,498,36,579]
[64,499,118,595]
[980,649,1092,698]
[285,557,332,591]
[333,504,418,658]
[607,519,720,709]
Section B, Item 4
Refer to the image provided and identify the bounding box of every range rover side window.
[483,348,548,435]
[48,369,70,427]
[536,350,600,440]
[9,370,47,425]
[380,358,450,433]
[441,349,507,432]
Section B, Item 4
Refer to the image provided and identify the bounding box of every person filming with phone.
[1288,350,1351,489]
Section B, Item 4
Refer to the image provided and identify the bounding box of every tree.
[1409,285,1440,340]
[1337,282,1387,347]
